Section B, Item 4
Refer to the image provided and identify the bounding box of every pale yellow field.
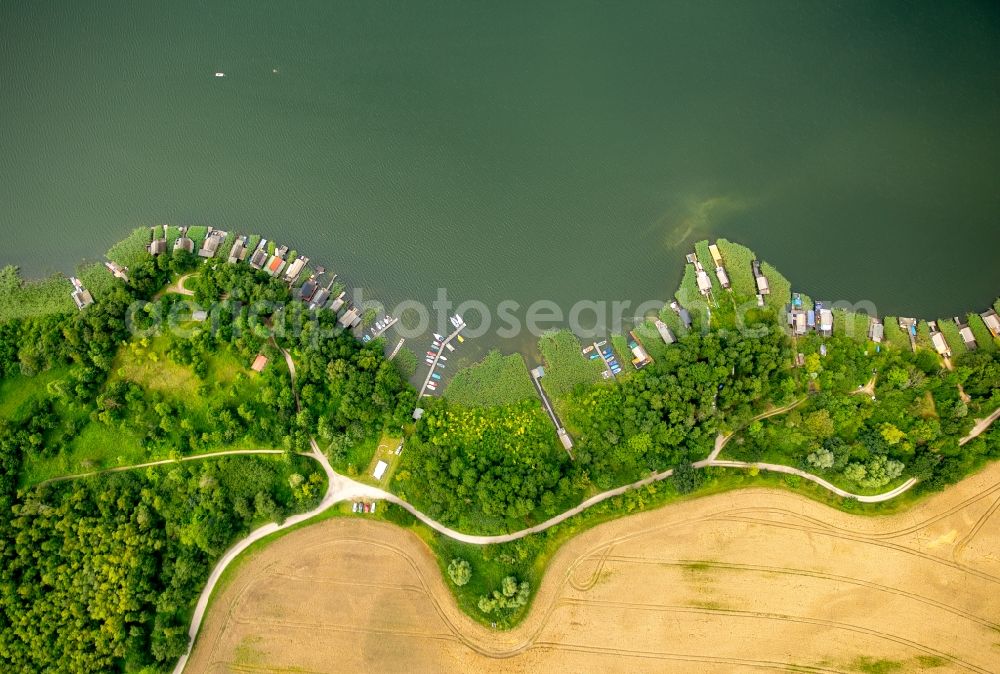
[187,463,1000,673]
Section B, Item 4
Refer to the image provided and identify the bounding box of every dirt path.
[707,397,807,462]
[185,461,1000,674]
[38,448,286,485]
[159,273,197,297]
[960,406,1000,446]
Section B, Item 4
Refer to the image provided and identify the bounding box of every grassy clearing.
[760,261,792,312]
[327,433,380,478]
[358,434,405,487]
[967,312,998,351]
[444,350,536,407]
[0,267,75,321]
[883,317,911,351]
[610,333,633,376]
[187,226,208,249]
[105,227,151,269]
[0,367,71,421]
[657,304,687,336]
[715,238,757,299]
[537,330,604,398]
[77,261,118,301]
[916,320,934,352]
[936,318,967,357]
[833,309,872,343]
[632,319,674,363]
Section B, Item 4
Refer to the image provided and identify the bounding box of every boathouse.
[297,278,318,302]
[148,225,167,256]
[338,307,361,328]
[174,227,194,254]
[654,319,675,344]
[930,324,951,358]
[788,308,807,336]
[70,277,93,310]
[283,256,307,283]
[628,330,653,369]
[309,287,330,309]
[957,320,977,351]
[869,318,884,343]
[198,228,226,258]
[329,292,346,314]
[982,309,1000,338]
[228,236,247,264]
[752,260,770,295]
[265,255,285,277]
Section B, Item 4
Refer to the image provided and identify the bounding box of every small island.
[0,226,998,673]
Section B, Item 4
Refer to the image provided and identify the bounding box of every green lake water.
[2,0,999,354]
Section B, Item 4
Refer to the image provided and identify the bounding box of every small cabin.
[930,329,951,357]
[628,330,653,369]
[284,257,308,283]
[228,236,247,264]
[982,309,1000,338]
[869,318,884,343]
[957,320,977,351]
[654,319,675,344]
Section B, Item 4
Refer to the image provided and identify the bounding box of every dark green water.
[3,1,999,346]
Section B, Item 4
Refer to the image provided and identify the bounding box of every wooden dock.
[370,316,399,339]
[387,338,405,361]
[530,368,575,459]
[417,324,463,398]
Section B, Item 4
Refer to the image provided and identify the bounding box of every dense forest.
[396,319,792,534]
[724,334,1000,494]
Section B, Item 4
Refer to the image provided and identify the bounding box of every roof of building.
[310,288,330,307]
[284,258,306,281]
[931,332,950,355]
[298,279,317,300]
[982,310,1000,335]
[959,326,977,346]
[696,271,712,293]
[338,307,361,328]
[198,233,223,258]
[655,319,675,344]
[330,293,346,313]
[708,244,723,267]
[755,274,770,293]
[266,255,285,274]
[250,355,268,372]
[249,249,268,268]
[71,289,94,310]
[149,238,167,255]
[174,236,194,253]
[870,321,884,342]
[373,460,389,481]
[819,309,833,331]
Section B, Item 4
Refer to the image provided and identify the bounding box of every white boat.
[445,343,455,352]
[215,72,225,77]
[433,333,444,341]
[438,355,447,361]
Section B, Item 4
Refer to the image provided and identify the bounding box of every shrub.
[447,558,472,586]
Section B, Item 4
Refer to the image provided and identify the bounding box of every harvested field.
[188,462,1000,673]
